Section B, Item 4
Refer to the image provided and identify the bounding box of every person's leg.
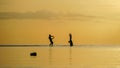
[51,41,53,47]
[70,40,73,47]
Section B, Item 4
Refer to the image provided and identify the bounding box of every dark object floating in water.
[30,52,37,56]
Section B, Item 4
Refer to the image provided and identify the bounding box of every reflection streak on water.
[0,45,120,68]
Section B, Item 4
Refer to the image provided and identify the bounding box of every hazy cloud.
[0,0,10,5]
[0,11,57,19]
[0,10,100,20]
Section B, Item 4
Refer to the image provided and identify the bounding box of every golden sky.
[0,0,120,45]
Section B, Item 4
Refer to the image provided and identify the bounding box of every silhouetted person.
[68,33,73,47]
[48,34,54,47]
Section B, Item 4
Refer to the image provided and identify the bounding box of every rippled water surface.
[0,45,120,68]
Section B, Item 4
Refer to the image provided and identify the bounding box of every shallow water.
[0,45,120,68]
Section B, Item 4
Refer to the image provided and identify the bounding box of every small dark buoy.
[30,52,37,56]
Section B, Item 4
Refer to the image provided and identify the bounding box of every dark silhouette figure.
[30,52,37,56]
[48,34,54,47]
[68,33,73,47]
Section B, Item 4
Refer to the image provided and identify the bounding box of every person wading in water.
[68,33,73,47]
[48,34,54,47]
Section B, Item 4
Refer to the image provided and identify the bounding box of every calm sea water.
[0,45,120,68]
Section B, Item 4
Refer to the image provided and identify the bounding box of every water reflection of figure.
[69,47,72,65]
[48,34,54,47]
[49,47,52,65]
[68,33,73,47]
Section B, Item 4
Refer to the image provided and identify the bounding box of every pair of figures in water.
[48,33,73,47]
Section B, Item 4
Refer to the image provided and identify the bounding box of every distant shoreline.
[0,44,120,47]
[0,45,49,47]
